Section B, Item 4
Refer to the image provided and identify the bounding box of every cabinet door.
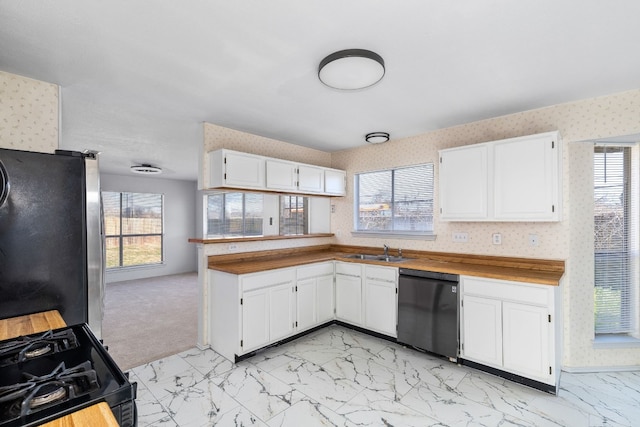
[335,274,362,326]
[225,151,266,189]
[317,274,335,324]
[324,169,346,195]
[461,295,502,367]
[364,278,397,337]
[439,145,488,220]
[242,288,269,352]
[298,165,324,193]
[502,302,550,381]
[296,278,317,331]
[269,283,295,342]
[266,159,298,191]
[493,134,559,220]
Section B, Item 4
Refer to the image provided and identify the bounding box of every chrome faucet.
[383,244,389,257]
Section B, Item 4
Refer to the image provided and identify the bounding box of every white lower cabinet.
[296,262,335,332]
[241,287,270,352]
[240,269,295,354]
[460,276,560,391]
[461,294,502,366]
[335,262,363,326]
[502,302,550,380]
[364,265,398,337]
[241,282,296,353]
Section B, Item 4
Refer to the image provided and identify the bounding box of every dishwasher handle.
[399,268,459,283]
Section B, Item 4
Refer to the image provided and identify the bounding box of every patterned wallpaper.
[330,88,640,369]
[0,71,58,152]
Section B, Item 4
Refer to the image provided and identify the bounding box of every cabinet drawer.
[297,262,334,280]
[462,276,549,306]
[242,268,295,291]
[365,265,398,282]
[335,262,362,277]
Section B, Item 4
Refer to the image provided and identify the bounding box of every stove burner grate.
[0,360,100,419]
[0,330,79,367]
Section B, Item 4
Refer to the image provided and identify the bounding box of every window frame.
[103,191,164,269]
[205,192,264,238]
[593,145,639,338]
[352,163,435,239]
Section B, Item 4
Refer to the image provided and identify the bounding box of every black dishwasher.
[397,268,459,361]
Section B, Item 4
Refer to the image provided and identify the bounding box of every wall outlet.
[492,233,502,245]
[452,232,468,243]
[529,234,539,246]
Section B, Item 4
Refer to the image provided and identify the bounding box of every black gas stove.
[0,324,136,427]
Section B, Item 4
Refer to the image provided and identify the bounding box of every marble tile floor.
[131,325,639,427]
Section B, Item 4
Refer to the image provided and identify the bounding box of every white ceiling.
[2,1,640,181]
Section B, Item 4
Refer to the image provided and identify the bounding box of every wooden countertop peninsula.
[207,244,565,286]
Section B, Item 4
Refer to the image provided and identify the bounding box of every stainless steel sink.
[344,254,411,263]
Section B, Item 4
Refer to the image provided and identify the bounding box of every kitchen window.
[103,191,164,268]
[593,145,639,340]
[354,163,434,238]
[206,193,263,237]
[280,195,308,235]
[205,192,312,238]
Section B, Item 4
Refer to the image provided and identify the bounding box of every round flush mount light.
[365,132,390,144]
[318,49,385,90]
[131,164,162,175]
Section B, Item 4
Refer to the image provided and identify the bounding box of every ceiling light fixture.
[318,49,385,90]
[131,164,162,175]
[365,132,390,144]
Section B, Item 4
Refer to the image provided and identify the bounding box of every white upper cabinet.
[210,149,265,190]
[266,159,298,191]
[208,149,345,196]
[439,131,562,222]
[298,165,325,194]
[324,168,346,196]
[493,134,560,220]
[439,144,488,220]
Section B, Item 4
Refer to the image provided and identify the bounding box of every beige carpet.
[101,272,198,371]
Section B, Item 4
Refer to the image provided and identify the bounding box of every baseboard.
[562,365,640,373]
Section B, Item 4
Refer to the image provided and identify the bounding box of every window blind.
[355,164,433,233]
[594,147,632,334]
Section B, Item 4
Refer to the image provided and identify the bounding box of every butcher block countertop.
[0,310,67,341]
[42,402,119,427]
[207,244,565,286]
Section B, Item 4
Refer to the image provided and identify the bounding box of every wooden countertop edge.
[0,310,67,341]
[42,402,118,427]
[207,245,564,286]
[189,233,334,244]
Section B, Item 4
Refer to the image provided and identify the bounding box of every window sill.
[188,233,334,244]
[593,334,640,349]
[351,231,437,241]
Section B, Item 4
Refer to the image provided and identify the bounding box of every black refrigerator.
[0,148,104,337]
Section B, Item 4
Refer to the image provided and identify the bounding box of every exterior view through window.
[280,195,308,235]
[206,192,309,238]
[207,193,263,237]
[355,163,434,233]
[593,146,638,336]
[103,191,163,268]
